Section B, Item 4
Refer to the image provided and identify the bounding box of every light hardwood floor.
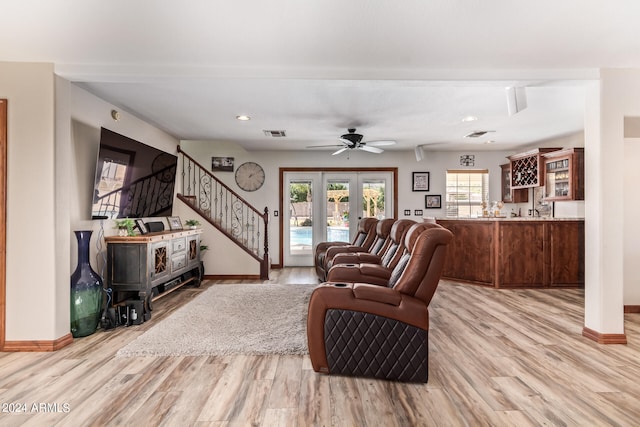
[1,268,639,426]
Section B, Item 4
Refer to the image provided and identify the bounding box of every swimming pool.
[289,226,350,247]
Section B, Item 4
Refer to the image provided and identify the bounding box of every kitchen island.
[436,218,584,288]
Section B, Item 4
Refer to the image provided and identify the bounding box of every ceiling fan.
[307,128,396,155]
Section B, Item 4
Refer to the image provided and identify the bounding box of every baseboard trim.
[624,305,640,313]
[2,333,74,352]
[582,327,627,344]
[204,274,261,280]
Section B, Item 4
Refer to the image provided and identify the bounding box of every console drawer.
[172,237,187,253]
[171,253,188,272]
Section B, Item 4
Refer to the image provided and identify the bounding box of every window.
[446,169,489,218]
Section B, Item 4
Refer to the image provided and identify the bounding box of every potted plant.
[114,219,135,236]
[185,219,201,229]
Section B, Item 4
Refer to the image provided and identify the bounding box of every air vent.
[263,130,287,137]
[464,130,495,138]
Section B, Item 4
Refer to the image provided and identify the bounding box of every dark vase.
[70,230,104,338]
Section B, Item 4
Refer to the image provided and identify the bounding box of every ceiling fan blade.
[359,145,384,154]
[364,140,396,147]
[338,138,354,146]
[332,147,349,156]
[306,144,344,149]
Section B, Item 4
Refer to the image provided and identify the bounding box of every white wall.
[0,62,58,340]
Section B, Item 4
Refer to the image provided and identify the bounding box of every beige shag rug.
[116,283,316,357]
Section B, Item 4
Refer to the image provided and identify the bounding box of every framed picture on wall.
[412,172,430,191]
[425,195,442,209]
[212,156,235,172]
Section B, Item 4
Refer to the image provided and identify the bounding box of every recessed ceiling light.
[462,115,478,122]
[236,115,251,121]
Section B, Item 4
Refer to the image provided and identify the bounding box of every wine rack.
[508,148,560,189]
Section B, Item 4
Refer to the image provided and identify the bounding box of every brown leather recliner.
[328,219,415,272]
[314,217,378,279]
[320,218,396,280]
[306,224,453,382]
[326,221,435,286]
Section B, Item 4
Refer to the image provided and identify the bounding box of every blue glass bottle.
[70,230,104,337]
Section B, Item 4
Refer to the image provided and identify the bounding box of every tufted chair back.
[386,222,439,286]
[367,218,395,255]
[379,219,415,269]
[391,224,453,304]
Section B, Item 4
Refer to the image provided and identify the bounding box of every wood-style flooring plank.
[1,269,639,427]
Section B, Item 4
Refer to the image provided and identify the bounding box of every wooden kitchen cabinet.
[542,148,584,201]
[508,148,560,189]
[500,163,528,203]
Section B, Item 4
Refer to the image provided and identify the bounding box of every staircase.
[177,146,270,280]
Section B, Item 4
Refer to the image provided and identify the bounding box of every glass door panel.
[284,173,322,266]
[325,179,351,243]
[361,179,387,219]
[289,180,313,255]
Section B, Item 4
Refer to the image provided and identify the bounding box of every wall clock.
[235,161,265,191]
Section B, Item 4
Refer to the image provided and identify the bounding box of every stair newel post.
[261,206,270,280]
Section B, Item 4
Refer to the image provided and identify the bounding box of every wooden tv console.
[105,229,203,320]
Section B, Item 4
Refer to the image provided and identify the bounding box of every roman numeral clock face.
[234,161,265,192]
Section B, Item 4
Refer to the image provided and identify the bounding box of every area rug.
[116,283,317,357]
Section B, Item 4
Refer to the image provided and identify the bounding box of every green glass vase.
[70,230,104,338]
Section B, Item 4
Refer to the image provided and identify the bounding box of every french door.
[283,171,394,266]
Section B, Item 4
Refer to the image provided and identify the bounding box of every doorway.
[280,168,397,267]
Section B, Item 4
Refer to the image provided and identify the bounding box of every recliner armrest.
[353,283,401,306]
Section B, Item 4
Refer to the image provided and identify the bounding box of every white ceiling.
[3,1,640,153]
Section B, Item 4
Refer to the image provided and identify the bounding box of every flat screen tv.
[91,127,177,219]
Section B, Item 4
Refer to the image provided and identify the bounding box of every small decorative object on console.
[167,216,182,230]
[185,219,200,229]
[135,219,148,234]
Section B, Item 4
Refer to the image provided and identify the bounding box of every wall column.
[583,70,640,343]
